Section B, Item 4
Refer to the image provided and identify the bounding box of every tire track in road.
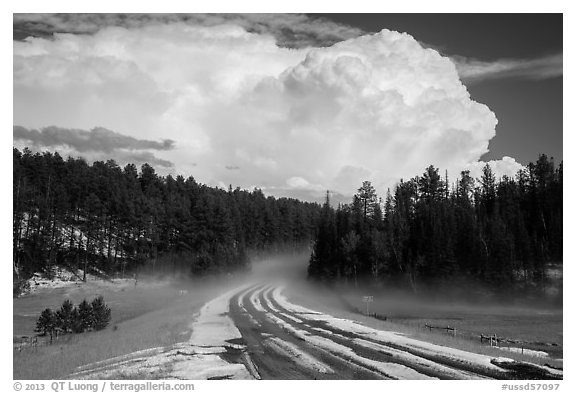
[255,285,442,380]
[232,285,434,379]
[258,285,492,380]
[230,285,385,379]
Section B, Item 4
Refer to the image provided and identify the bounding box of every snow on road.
[272,286,510,372]
[261,287,304,323]
[264,337,334,374]
[189,286,245,348]
[352,338,484,379]
[256,287,434,379]
[249,287,267,312]
[72,284,257,380]
[303,333,436,379]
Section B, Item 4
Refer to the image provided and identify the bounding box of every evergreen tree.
[78,299,94,331]
[56,299,75,333]
[307,155,562,296]
[91,296,111,330]
[353,181,379,219]
[35,308,57,340]
[70,307,84,333]
[308,192,337,281]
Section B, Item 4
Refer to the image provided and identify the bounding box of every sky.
[12,13,563,202]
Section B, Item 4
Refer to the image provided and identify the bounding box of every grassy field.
[285,281,563,368]
[13,276,235,379]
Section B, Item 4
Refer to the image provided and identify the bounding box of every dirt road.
[70,282,563,380]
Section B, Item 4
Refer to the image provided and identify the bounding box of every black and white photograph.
[10,3,568,387]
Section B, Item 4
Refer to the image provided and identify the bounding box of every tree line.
[308,155,562,297]
[13,147,321,283]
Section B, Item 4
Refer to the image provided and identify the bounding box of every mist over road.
[69,256,563,380]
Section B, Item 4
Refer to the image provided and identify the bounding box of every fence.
[16,329,66,352]
[424,323,457,337]
[17,335,38,351]
[424,325,534,353]
[336,293,556,356]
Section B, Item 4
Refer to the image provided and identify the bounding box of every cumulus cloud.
[14,125,175,168]
[465,156,525,181]
[14,20,507,200]
[453,53,563,83]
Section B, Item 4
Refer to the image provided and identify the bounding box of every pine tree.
[308,191,337,281]
[70,307,84,333]
[35,308,57,340]
[78,299,93,331]
[91,296,111,330]
[56,299,75,333]
[354,181,379,219]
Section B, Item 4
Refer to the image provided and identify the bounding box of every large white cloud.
[465,156,525,181]
[14,22,514,200]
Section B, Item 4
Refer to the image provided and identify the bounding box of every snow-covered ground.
[71,283,258,380]
[19,266,175,297]
[497,347,549,358]
[20,267,136,296]
[173,286,257,379]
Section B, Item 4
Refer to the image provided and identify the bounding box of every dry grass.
[13,277,232,379]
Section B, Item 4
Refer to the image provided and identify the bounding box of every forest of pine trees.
[308,155,562,297]
[13,148,321,283]
[13,147,563,298]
